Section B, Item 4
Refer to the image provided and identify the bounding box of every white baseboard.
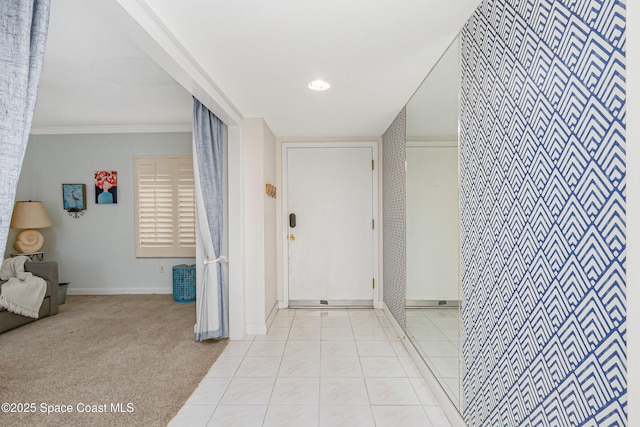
[266,301,279,331]
[246,323,267,335]
[381,302,465,427]
[381,303,406,339]
[246,301,281,335]
[66,288,172,295]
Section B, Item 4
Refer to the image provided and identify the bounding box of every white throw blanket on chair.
[0,256,46,319]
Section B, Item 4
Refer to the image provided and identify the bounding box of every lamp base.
[14,229,45,253]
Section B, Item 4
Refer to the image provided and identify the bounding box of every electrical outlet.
[159,265,165,273]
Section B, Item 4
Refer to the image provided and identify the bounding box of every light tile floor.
[405,307,461,408]
[169,308,455,427]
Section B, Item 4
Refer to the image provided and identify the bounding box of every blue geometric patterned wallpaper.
[382,108,407,330]
[459,0,626,425]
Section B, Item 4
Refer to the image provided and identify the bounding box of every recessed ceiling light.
[308,80,330,91]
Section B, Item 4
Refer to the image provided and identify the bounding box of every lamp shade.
[10,201,52,229]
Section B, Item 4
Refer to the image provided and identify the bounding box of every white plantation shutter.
[177,157,196,255]
[134,156,196,257]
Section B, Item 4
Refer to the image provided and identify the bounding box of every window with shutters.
[134,156,196,257]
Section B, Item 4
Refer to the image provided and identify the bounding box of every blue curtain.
[0,0,51,254]
[192,98,228,340]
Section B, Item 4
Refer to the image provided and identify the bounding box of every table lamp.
[10,201,52,253]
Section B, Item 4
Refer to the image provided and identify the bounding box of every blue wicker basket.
[172,264,196,303]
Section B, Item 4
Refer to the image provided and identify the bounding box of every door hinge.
[372,278,375,289]
[372,219,375,229]
[372,159,374,170]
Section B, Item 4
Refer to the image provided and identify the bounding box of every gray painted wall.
[7,132,195,294]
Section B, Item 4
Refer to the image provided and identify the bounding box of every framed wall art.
[95,171,118,204]
[62,184,87,218]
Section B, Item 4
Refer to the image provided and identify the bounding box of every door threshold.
[288,299,373,308]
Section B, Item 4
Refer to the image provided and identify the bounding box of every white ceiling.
[31,0,193,134]
[31,0,479,137]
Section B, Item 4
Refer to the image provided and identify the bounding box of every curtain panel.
[192,98,228,340]
[0,0,51,253]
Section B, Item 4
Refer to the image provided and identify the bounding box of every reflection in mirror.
[405,37,462,410]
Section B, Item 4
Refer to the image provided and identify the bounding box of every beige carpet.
[0,294,227,427]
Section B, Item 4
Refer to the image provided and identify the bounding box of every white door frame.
[281,141,379,308]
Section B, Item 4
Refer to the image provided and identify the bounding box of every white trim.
[280,141,380,309]
[278,136,381,143]
[106,0,243,126]
[381,303,406,340]
[382,303,465,427]
[406,140,458,147]
[246,323,267,335]
[246,300,280,335]
[227,125,245,340]
[406,136,458,142]
[375,136,384,308]
[265,300,279,331]
[30,124,192,135]
[68,288,172,295]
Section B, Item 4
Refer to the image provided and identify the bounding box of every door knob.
[290,234,296,241]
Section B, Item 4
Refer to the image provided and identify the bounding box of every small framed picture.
[62,184,87,210]
[95,171,118,204]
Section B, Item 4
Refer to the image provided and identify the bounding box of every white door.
[286,146,374,306]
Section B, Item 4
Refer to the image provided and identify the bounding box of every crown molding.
[30,123,192,135]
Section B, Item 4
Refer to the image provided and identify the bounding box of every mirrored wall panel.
[404,37,462,409]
